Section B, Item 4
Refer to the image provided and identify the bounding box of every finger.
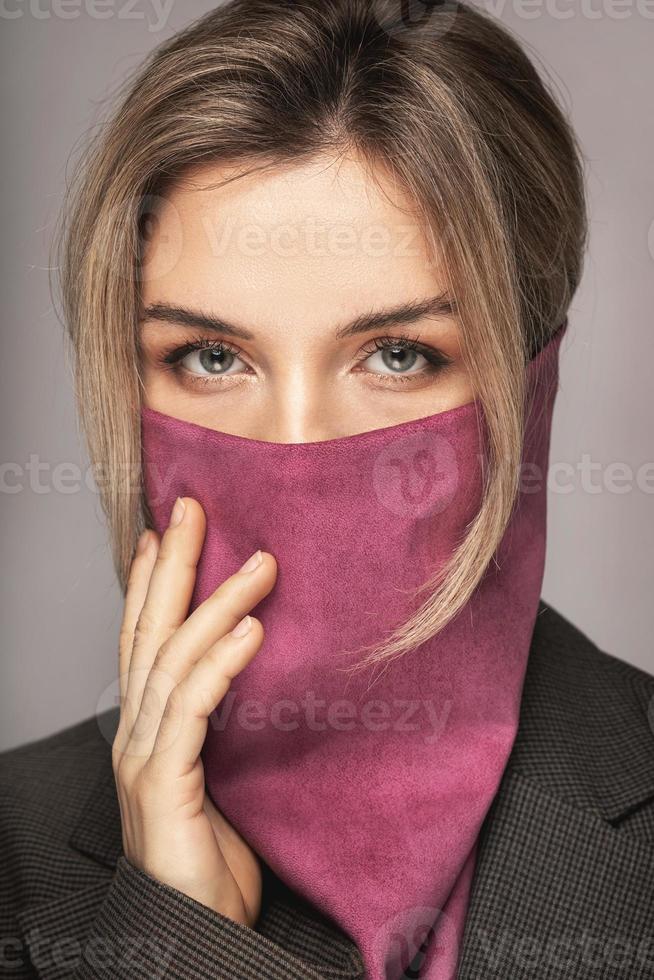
[146,550,277,684]
[124,496,206,729]
[127,551,277,762]
[146,615,265,778]
[118,530,159,710]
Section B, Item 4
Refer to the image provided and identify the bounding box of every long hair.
[54,0,588,668]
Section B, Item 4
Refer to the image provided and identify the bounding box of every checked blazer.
[1,599,654,979]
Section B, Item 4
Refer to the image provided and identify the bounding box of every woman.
[2,1,652,978]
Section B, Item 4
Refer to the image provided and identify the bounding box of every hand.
[112,495,277,927]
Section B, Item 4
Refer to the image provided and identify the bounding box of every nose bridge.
[262,361,335,444]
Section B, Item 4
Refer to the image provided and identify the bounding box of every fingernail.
[169,497,186,527]
[238,550,262,574]
[231,615,252,637]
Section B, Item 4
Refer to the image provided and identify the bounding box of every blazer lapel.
[456,770,654,979]
[15,601,654,980]
[14,718,123,980]
[457,601,654,979]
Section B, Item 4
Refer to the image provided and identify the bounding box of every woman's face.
[139,153,474,442]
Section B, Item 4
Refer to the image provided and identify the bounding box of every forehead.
[140,153,445,334]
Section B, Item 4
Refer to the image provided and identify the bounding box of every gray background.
[1,1,653,751]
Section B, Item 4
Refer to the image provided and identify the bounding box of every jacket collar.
[17,600,654,980]
[507,600,654,822]
[68,599,654,867]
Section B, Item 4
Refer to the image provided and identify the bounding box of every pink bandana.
[141,320,566,978]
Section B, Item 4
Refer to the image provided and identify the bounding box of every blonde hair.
[54,0,588,670]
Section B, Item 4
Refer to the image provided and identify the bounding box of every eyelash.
[160,334,242,366]
[358,335,453,375]
[157,332,453,385]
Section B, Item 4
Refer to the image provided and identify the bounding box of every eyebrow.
[139,291,456,342]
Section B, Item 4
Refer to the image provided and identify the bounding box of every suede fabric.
[140,319,566,979]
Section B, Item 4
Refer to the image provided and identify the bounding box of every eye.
[181,346,246,377]
[358,336,452,378]
[160,337,249,378]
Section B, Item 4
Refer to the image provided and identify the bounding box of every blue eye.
[363,344,425,375]
[162,338,247,377]
[181,346,246,376]
[158,333,453,386]
[359,336,452,378]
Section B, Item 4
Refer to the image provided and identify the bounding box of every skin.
[138,153,474,437]
[114,152,474,922]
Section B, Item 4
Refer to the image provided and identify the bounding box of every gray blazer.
[2,600,653,979]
